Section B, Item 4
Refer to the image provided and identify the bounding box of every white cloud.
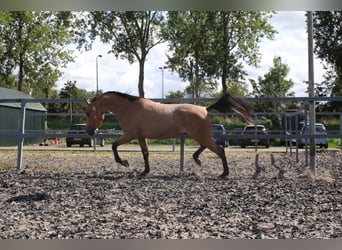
[57,11,325,98]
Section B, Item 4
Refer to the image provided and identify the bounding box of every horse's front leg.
[138,137,150,176]
[112,134,133,167]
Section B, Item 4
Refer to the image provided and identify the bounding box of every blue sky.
[56,11,325,98]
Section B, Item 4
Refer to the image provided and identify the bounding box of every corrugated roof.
[0,87,47,112]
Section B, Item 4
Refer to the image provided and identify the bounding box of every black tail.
[207,93,253,123]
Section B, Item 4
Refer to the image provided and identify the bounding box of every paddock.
[0,149,341,239]
[0,95,341,238]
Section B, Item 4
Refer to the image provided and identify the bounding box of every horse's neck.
[105,97,133,114]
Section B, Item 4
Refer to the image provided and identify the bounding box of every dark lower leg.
[218,145,229,177]
[112,142,129,167]
[193,145,206,166]
[206,142,229,177]
[139,138,150,175]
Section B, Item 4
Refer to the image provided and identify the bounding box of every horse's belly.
[142,126,185,139]
[139,117,185,139]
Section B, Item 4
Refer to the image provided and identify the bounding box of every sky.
[56,11,326,99]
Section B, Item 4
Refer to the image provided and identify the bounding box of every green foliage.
[79,11,166,97]
[164,12,215,98]
[313,11,342,112]
[225,80,251,97]
[47,80,100,114]
[250,56,295,128]
[0,11,75,97]
[210,11,276,93]
[164,11,276,97]
[165,90,185,99]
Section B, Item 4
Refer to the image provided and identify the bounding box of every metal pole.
[158,66,167,98]
[307,11,316,175]
[179,135,185,176]
[17,99,27,170]
[96,55,102,96]
[340,114,342,150]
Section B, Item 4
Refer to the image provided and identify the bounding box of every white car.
[298,123,328,149]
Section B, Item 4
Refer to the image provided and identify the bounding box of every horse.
[85,91,252,178]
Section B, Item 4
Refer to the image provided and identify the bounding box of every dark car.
[66,124,105,147]
[212,124,229,148]
[239,124,270,148]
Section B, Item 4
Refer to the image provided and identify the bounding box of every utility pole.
[96,55,102,96]
[158,66,167,98]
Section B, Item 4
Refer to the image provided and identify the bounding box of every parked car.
[298,123,328,149]
[66,123,105,147]
[281,121,305,146]
[212,124,229,148]
[239,124,270,148]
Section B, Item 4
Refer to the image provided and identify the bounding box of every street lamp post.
[96,55,102,95]
[158,66,167,98]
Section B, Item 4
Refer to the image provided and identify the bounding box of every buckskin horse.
[85,91,252,178]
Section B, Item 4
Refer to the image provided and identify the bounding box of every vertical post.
[285,113,288,153]
[17,99,27,170]
[158,66,167,99]
[307,11,316,175]
[179,135,185,175]
[254,114,258,152]
[304,108,308,166]
[289,114,293,158]
[96,54,102,96]
[295,113,299,163]
[340,114,342,150]
[93,131,97,152]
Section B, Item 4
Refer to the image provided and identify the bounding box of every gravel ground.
[0,149,341,239]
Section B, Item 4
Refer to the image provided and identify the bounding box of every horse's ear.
[85,98,91,105]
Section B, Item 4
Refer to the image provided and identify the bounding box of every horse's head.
[85,98,105,136]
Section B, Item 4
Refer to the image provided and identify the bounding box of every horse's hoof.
[121,160,129,167]
[195,159,202,166]
[139,171,149,177]
[219,173,229,179]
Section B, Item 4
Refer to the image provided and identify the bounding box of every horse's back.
[135,100,211,139]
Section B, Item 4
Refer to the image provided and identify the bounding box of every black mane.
[92,91,140,102]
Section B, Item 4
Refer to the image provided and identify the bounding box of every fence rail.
[0,96,341,172]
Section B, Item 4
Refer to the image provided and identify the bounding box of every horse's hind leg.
[138,137,150,176]
[196,138,229,178]
[207,142,229,178]
[216,145,229,178]
[193,145,206,166]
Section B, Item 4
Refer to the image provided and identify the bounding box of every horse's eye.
[86,112,89,117]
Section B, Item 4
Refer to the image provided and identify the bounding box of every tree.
[0,11,75,97]
[79,11,165,97]
[250,57,295,128]
[312,11,342,111]
[225,80,250,97]
[164,11,276,97]
[210,11,276,93]
[164,12,215,98]
[165,90,185,99]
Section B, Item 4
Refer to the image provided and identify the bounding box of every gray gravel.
[0,149,341,239]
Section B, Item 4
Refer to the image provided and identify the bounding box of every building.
[0,87,47,146]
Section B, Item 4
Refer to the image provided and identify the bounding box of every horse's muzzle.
[87,126,95,136]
